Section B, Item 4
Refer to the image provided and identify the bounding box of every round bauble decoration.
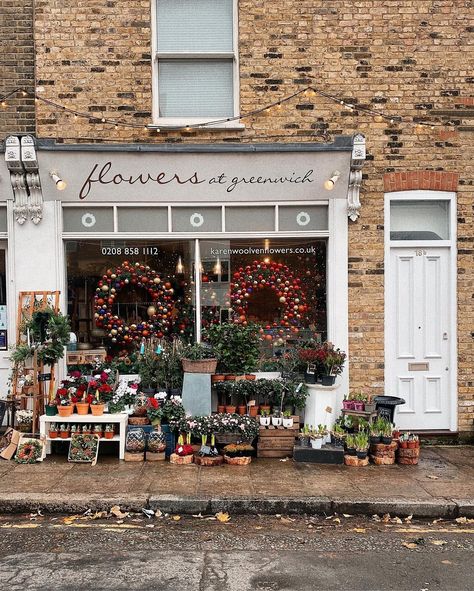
[230,259,309,329]
[94,261,174,344]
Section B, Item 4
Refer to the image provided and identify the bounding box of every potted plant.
[93,424,103,439]
[146,396,162,427]
[370,420,382,445]
[407,433,419,449]
[223,443,254,465]
[82,424,92,435]
[271,409,283,427]
[342,394,355,411]
[320,342,346,386]
[90,391,105,416]
[310,426,324,449]
[299,424,311,447]
[259,408,271,426]
[380,419,393,444]
[331,423,345,447]
[170,433,194,464]
[16,409,33,433]
[181,342,217,374]
[355,432,369,459]
[353,392,366,411]
[70,425,78,437]
[104,424,115,439]
[345,433,357,456]
[48,422,58,439]
[56,388,73,417]
[59,424,70,439]
[204,322,260,376]
[138,346,160,395]
[282,409,294,428]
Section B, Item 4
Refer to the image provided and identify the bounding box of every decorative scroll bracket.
[348,133,366,221]
[4,135,44,225]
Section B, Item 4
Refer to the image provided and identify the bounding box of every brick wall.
[31,0,474,435]
[0,0,35,134]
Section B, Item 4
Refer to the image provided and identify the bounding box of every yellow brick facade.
[3,1,474,435]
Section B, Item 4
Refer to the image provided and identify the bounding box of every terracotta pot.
[49,431,58,439]
[58,405,73,417]
[259,405,271,414]
[94,431,103,439]
[217,405,226,414]
[75,402,90,415]
[90,404,105,416]
[225,375,236,381]
[245,374,256,381]
[60,431,69,439]
[237,405,247,415]
[399,440,408,449]
[407,440,418,449]
[249,405,259,418]
[211,374,226,384]
[225,405,237,414]
[104,431,114,439]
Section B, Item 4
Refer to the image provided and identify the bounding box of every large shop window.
[65,238,326,358]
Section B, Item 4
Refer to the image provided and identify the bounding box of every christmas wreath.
[15,439,43,464]
[230,260,309,329]
[94,261,175,344]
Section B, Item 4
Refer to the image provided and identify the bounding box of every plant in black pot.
[345,433,357,456]
[355,432,369,459]
[138,347,160,395]
[204,322,260,376]
[370,419,382,445]
[320,342,346,386]
[380,418,393,444]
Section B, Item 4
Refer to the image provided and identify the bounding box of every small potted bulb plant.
[310,426,324,449]
[355,432,369,459]
[271,409,283,427]
[59,424,70,439]
[48,423,58,439]
[259,408,271,426]
[282,409,293,428]
[104,424,115,439]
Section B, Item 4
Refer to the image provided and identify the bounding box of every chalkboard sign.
[377,407,392,421]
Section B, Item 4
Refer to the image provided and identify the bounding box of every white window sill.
[149,119,245,132]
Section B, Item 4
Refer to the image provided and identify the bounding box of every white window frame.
[150,0,243,130]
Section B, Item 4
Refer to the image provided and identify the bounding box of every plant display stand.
[146,451,165,462]
[397,446,420,465]
[257,415,299,458]
[39,412,128,459]
[223,455,252,465]
[344,454,369,467]
[124,451,144,462]
[170,453,194,465]
[194,454,224,466]
[370,441,398,465]
[293,443,344,464]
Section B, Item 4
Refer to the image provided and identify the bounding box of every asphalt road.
[0,512,473,591]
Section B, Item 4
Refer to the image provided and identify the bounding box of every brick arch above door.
[383,171,459,193]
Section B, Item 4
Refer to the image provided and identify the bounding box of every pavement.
[0,445,473,518]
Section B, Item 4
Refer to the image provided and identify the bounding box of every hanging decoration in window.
[94,261,175,344]
[230,260,309,332]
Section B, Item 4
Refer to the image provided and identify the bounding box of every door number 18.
[415,249,427,256]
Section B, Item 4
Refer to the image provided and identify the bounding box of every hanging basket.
[182,358,218,374]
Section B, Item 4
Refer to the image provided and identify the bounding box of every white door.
[387,247,451,430]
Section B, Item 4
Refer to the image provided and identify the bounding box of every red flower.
[70,370,82,379]
[148,397,159,409]
[175,444,193,457]
[56,388,68,398]
[99,384,112,393]
[86,394,94,405]
[100,371,109,383]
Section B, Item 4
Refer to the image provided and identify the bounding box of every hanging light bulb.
[213,257,222,275]
[264,239,270,251]
[176,256,184,274]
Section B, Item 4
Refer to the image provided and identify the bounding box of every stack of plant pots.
[369,440,398,465]
[397,435,420,465]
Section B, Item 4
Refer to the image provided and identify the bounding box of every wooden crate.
[257,416,300,458]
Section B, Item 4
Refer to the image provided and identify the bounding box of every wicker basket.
[182,358,218,373]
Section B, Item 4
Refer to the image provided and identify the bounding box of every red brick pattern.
[384,171,459,193]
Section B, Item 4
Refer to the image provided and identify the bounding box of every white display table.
[303,383,340,430]
[39,412,129,460]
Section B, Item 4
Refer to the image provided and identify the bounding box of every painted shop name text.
[79,161,314,199]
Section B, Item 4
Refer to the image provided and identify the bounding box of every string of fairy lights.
[0,84,460,134]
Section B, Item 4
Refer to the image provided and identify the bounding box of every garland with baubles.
[230,260,309,332]
[94,261,175,344]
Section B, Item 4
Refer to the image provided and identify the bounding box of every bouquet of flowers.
[146,397,162,426]
[174,433,193,456]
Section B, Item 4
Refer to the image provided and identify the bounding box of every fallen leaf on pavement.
[404,515,413,523]
[352,528,366,533]
[171,515,181,521]
[280,517,295,524]
[255,526,263,530]
[110,505,129,519]
[279,458,289,462]
[391,517,403,524]
[455,516,474,524]
[382,513,391,523]
[427,475,439,480]
[342,514,353,518]
[91,511,108,520]
[142,508,155,519]
[216,512,231,523]
[432,518,443,524]
[431,540,447,546]
[402,542,419,549]
[275,514,282,518]
[325,515,334,520]
[372,514,381,522]
[62,516,79,525]
[155,510,163,519]
[333,518,341,524]
[192,513,203,519]
[441,560,452,565]
[145,524,155,528]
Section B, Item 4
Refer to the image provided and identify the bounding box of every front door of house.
[387,247,451,430]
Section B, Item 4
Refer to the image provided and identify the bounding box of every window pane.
[159,59,233,117]
[117,207,168,232]
[66,240,195,356]
[279,206,328,232]
[172,207,221,232]
[226,207,274,232]
[199,239,327,348]
[390,200,450,240]
[63,208,114,233]
[0,208,7,232]
[157,0,233,52]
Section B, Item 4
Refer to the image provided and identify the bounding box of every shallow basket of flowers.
[223,443,254,465]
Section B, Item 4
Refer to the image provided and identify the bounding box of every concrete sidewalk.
[0,446,473,518]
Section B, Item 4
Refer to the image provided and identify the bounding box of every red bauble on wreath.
[229,260,309,328]
[94,261,175,344]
